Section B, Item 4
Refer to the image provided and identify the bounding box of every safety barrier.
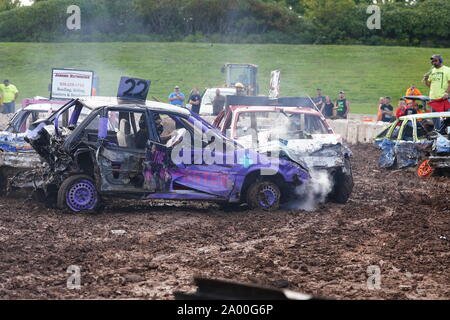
[327,119,388,144]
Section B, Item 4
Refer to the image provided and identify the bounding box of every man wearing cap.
[168,86,185,107]
[235,82,245,96]
[0,80,19,114]
[334,91,350,119]
[423,55,450,111]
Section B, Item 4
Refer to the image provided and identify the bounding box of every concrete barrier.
[327,119,387,144]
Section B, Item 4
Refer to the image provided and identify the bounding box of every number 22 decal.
[123,79,149,97]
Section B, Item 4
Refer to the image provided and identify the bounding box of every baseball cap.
[430,54,442,61]
[339,91,345,94]
[174,85,180,89]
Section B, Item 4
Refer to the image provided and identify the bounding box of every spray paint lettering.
[180,170,228,187]
[66,5,81,30]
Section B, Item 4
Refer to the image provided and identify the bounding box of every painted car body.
[212,95,354,204]
[0,99,69,190]
[19,97,310,211]
[213,96,352,171]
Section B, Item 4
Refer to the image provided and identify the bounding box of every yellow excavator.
[221,63,259,96]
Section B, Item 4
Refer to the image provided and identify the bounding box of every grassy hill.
[1,42,448,114]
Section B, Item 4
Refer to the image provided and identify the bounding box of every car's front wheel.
[246,180,281,211]
[57,174,101,213]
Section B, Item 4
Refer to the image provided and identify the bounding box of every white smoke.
[285,169,334,211]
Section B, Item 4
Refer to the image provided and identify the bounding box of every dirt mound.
[0,144,448,299]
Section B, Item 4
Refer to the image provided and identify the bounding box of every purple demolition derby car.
[14,97,310,212]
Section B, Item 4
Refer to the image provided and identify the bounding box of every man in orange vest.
[405,84,422,106]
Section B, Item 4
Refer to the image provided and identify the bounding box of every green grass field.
[1,42,449,114]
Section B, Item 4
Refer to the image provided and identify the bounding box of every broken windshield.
[235,111,329,139]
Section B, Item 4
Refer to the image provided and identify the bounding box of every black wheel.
[57,174,100,213]
[32,187,58,208]
[246,180,281,211]
[329,158,354,204]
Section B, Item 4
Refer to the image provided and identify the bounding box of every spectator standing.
[405,84,422,97]
[168,86,185,107]
[334,91,350,119]
[378,96,394,123]
[0,80,19,114]
[188,88,202,114]
[423,54,450,128]
[313,88,326,110]
[320,96,334,118]
[212,89,226,115]
[405,84,422,106]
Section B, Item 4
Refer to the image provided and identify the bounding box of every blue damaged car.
[19,97,310,212]
[374,111,450,177]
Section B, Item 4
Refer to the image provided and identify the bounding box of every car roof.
[23,103,64,112]
[77,96,191,116]
[230,105,322,116]
[402,95,430,101]
[204,87,236,93]
[399,111,450,120]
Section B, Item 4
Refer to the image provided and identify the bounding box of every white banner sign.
[51,68,94,99]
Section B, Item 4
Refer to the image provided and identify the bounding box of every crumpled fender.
[434,134,450,154]
[377,138,396,168]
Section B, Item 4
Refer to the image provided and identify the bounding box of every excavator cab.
[221,63,258,96]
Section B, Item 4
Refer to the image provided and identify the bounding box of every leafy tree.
[303,0,356,43]
[0,0,20,12]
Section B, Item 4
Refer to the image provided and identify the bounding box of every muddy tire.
[329,158,353,204]
[246,180,281,211]
[57,175,100,213]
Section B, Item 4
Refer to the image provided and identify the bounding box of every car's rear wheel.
[246,180,281,211]
[329,158,353,204]
[57,175,100,213]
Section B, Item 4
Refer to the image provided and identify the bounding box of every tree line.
[0,0,448,47]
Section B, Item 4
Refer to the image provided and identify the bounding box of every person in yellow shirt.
[423,54,450,128]
[0,79,19,114]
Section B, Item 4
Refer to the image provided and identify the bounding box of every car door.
[168,116,237,198]
[96,107,158,193]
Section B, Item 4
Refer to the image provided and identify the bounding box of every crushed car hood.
[246,134,349,170]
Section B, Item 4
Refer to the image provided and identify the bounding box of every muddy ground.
[0,144,448,300]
